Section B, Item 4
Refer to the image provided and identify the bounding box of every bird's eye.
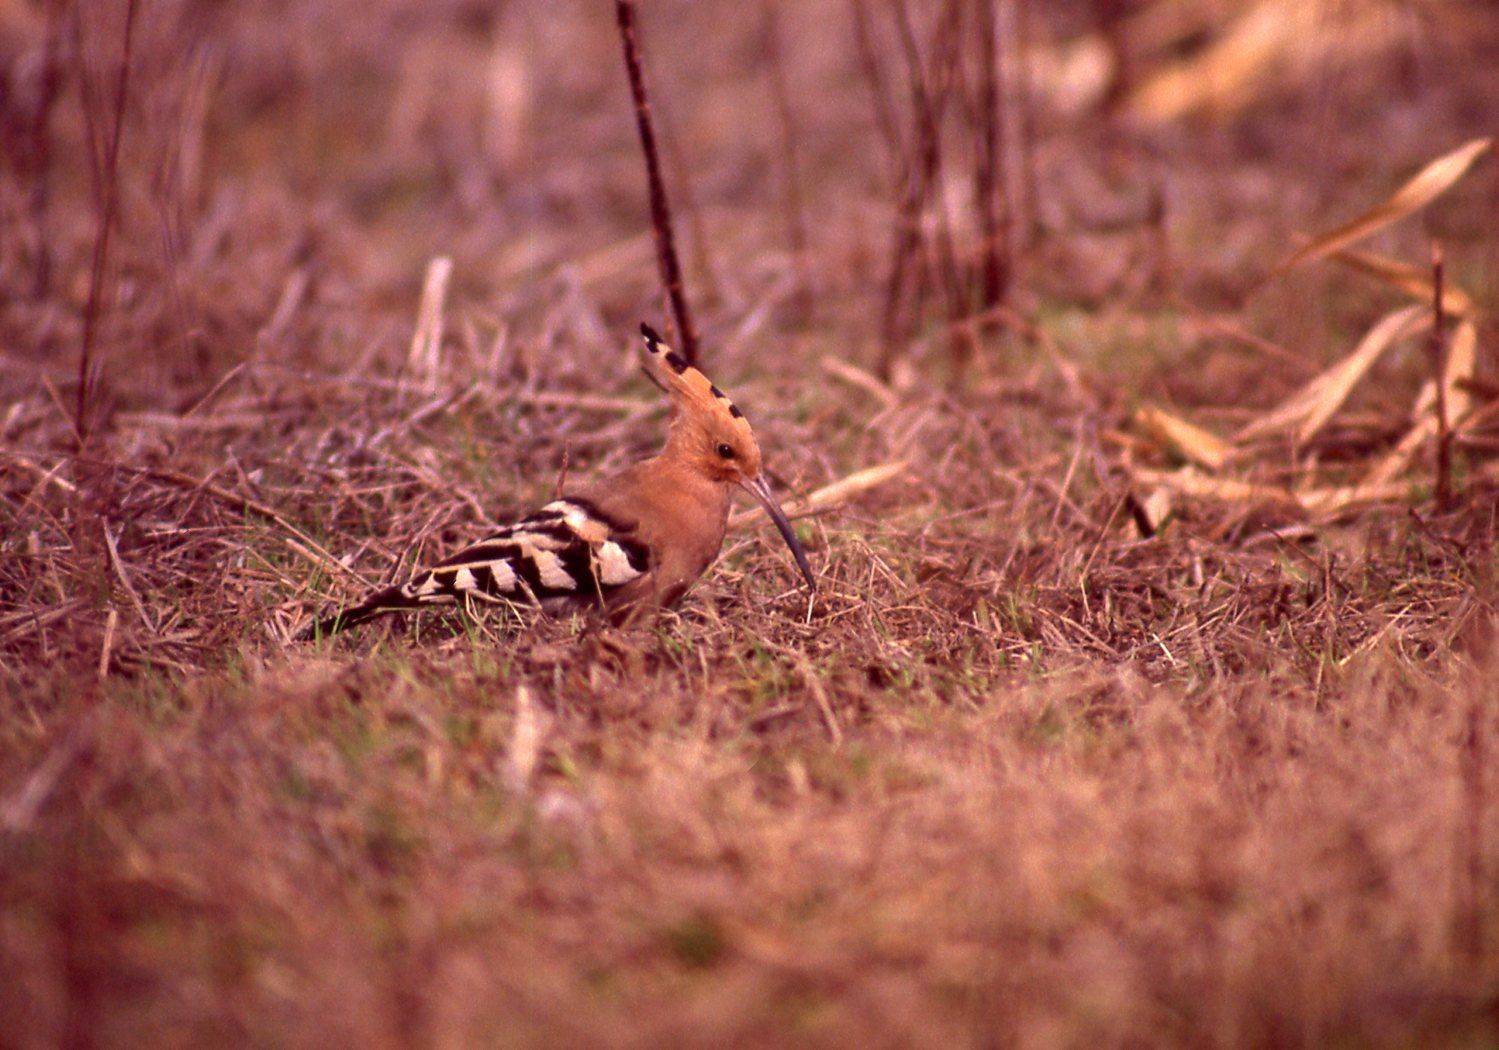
[716,442,735,460]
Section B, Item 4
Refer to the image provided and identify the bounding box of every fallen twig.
[730,460,907,528]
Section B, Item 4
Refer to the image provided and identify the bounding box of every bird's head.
[639,323,815,592]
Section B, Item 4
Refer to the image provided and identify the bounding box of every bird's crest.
[639,323,751,433]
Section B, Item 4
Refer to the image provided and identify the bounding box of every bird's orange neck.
[636,451,733,523]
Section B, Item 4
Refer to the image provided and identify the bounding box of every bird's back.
[297,492,656,638]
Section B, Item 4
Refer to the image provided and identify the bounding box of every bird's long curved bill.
[741,475,817,592]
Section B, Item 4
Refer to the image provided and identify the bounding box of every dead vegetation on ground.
[2,0,1499,1045]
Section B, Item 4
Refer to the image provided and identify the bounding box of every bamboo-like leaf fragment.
[1236,306,1426,445]
[1271,139,1492,277]
[1135,404,1234,470]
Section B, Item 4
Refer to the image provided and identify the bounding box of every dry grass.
[3,1,1499,1045]
[6,644,1499,1047]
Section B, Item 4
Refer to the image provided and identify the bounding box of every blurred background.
[3,0,1497,416]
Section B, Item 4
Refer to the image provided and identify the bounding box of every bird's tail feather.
[294,586,422,642]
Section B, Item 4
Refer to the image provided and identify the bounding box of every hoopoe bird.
[297,324,815,640]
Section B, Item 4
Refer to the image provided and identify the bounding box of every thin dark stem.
[75,0,141,451]
[876,0,932,377]
[849,0,903,185]
[1012,0,1039,251]
[763,0,811,318]
[1431,243,1452,510]
[1147,175,1169,299]
[28,0,68,300]
[614,0,700,367]
[972,0,1010,323]
[876,0,963,379]
[928,0,974,375]
[1097,0,1130,109]
[895,0,967,373]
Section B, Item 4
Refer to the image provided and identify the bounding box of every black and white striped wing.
[300,499,650,638]
[405,498,650,607]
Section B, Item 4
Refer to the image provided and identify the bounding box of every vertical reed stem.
[28,0,67,300]
[75,0,141,451]
[615,0,701,367]
[763,0,812,318]
[973,0,1010,324]
[1430,243,1452,510]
